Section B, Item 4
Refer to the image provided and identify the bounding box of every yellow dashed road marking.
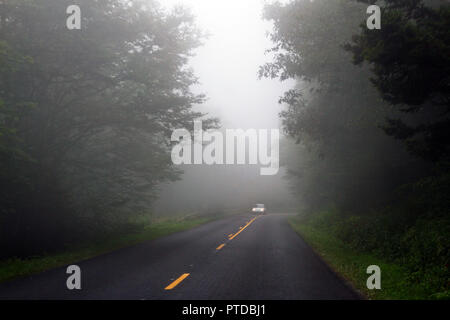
[165,273,190,290]
[228,217,257,241]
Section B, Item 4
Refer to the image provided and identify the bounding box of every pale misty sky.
[153,0,297,213]
[160,0,294,130]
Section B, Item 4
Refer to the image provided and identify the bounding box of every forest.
[0,0,448,299]
[262,0,449,298]
[0,0,219,257]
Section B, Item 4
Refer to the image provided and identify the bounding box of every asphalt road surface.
[0,213,360,299]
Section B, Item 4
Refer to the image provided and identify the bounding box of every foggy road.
[0,214,360,300]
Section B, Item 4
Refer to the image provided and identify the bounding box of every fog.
[154,0,297,215]
[163,0,292,129]
[1,0,447,297]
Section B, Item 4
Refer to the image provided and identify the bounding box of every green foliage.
[266,0,449,299]
[346,0,450,161]
[296,201,450,299]
[290,215,435,299]
[0,0,214,257]
[264,0,429,211]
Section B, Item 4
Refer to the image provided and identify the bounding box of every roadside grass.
[0,214,220,284]
[288,216,431,300]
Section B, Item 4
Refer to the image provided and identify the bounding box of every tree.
[345,0,450,161]
[260,0,427,211]
[0,0,214,256]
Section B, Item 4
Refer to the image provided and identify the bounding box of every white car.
[251,204,266,215]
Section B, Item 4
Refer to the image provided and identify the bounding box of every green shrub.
[302,199,450,298]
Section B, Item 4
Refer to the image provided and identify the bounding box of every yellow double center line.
[228,216,257,241]
[217,216,258,250]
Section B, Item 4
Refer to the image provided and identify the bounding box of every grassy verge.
[0,215,219,284]
[288,216,433,300]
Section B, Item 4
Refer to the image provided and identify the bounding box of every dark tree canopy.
[0,0,215,256]
[261,0,429,211]
[345,0,450,161]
